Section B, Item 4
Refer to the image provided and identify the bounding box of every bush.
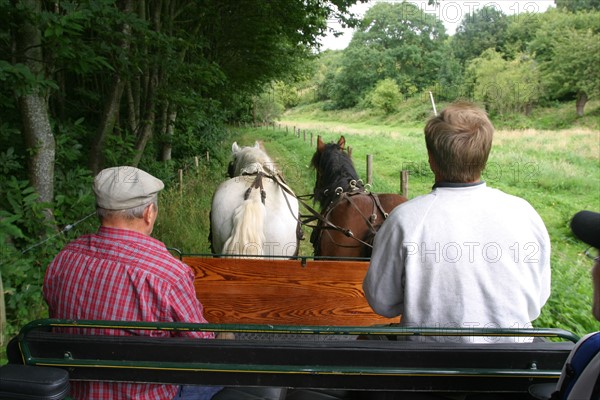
[367,79,403,114]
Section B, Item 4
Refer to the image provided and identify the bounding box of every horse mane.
[311,141,363,209]
[230,143,278,177]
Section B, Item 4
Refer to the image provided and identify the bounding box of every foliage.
[274,81,301,109]
[367,78,404,114]
[528,8,600,114]
[326,2,447,108]
[502,12,542,59]
[1,0,373,357]
[301,4,598,119]
[328,45,383,108]
[0,119,99,349]
[433,43,465,101]
[0,0,364,194]
[253,91,285,124]
[0,178,57,346]
[555,0,600,11]
[539,27,600,103]
[452,6,509,65]
[465,49,541,116]
[312,50,344,102]
[529,8,600,64]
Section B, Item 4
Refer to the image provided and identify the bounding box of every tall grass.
[157,121,599,339]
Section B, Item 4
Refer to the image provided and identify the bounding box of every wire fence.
[256,121,411,198]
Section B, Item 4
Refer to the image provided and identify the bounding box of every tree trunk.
[19,96,56,208]
[576,91,588,117]
[0,270,6,349]
[89,76,126,174]
[131,66,158,167]
[89,0,133,174]
[15,0,56,224]
[131,0,162,167]
[132,118,155,167]
[126,81,139,134]
[161,107,177,161]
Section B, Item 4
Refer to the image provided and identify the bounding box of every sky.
[319,0,555,50]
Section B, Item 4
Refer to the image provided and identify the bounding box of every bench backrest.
[184,256,398,326]
[14,321,575,394]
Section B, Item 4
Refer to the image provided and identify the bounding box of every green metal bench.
[7,319,578,397]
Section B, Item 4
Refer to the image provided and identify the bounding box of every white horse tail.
[222,188,266,257]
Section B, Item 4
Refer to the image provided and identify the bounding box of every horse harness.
[243,171,267,204]
[239,172,390,252]
[241,170,304,242]
[304,183,391,253]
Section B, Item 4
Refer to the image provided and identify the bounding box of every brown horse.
[310,136,407,258]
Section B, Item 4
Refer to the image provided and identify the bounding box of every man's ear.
[143,203,155,224]
[427,150,434,166]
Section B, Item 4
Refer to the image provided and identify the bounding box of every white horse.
[210,141,300,258]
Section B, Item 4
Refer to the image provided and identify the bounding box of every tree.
[13,0,56,224]
[503,12,543,59]
[1,0,365,228]
[329,45,386,108]
[530,9,600,115]
[329,1,447,108]
[452,6,508,65]
[466,49,541,116]
[434,42,464,101]
[368,78,403,114]
[89,0,134,173]
[555,0,600,11]
[542,28,600,116]
[0,0,366,344]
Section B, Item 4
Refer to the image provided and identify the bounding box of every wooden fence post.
[400,170,409,199]
[366,155,373,185]
[0,271,5,349]
[194,156,199,173]
[179,169,183,196]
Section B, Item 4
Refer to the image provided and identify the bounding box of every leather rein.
[312,185,389,251]
[241,171,304,241]
[241,172,389,250]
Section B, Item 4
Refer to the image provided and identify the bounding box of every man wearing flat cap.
[43,167,220,400]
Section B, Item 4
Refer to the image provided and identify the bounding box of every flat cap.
[571,210,600,250]
[93,166,164,210]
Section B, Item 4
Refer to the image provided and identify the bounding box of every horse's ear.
[338,136,346,150]
[317,136,325,153]
[232,142,240,154]
[254,141,260,149]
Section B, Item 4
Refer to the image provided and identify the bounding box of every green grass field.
[155,115,600,339]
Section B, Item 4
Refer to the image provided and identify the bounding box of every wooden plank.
[184,257,398,326]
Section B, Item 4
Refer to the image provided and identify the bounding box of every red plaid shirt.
[43,226,214,400]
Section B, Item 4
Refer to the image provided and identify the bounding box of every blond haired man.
[363,102,551,343]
